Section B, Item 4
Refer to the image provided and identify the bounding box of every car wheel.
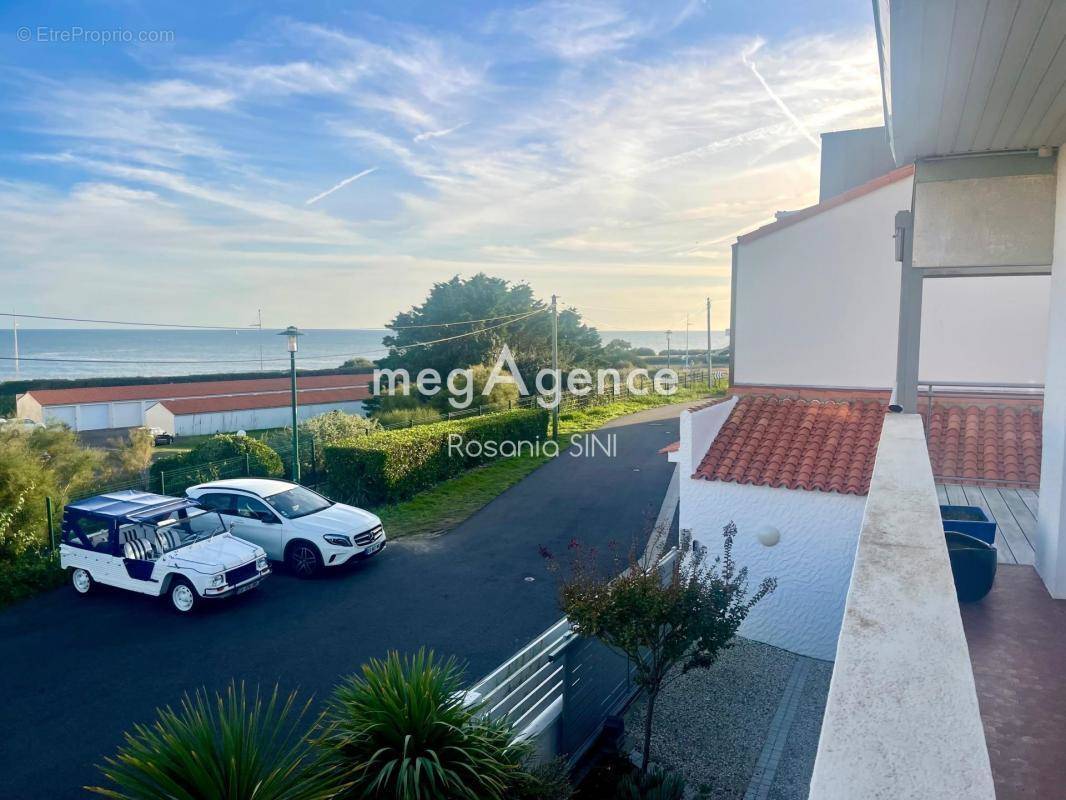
[71,568,94,595]
[286,542,322,578]
[169,578,199,614]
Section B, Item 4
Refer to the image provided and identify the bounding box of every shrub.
[88,683,331,800]
[316,649,527,800]
[375,406,442,428]
[509,758,573,800]
[0,427,100,546]
[616,767,686,800]
[299,410,380,444]
[151,434,283,489]
[547,524,775,779]
[0,549,64,607]
[324,407,548,506]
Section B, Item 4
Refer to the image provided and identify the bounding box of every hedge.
[324,408,549,506]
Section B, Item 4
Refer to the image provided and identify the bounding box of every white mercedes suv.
[186,479,386,578]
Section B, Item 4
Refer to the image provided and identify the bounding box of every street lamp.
[278,325,303,482]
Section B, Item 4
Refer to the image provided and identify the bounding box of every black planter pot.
[945,530,997,603]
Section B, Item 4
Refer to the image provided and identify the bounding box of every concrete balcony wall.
[809,414,994,799]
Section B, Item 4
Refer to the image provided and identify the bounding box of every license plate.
[236,582,256,594]
[366,541,383,555]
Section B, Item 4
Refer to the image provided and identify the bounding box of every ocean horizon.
[0,328,731,383]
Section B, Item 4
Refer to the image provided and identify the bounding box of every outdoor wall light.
[756,524,781,547]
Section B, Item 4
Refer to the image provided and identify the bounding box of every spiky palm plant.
[316,648,527,800]
[88,682,333,800]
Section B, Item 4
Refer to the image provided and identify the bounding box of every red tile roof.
[22,374,370,405]
[154,386,370,415]
[693,395,886,495]
[736,164,915,245]
[923,403,1042,487]
[659,441,680,454]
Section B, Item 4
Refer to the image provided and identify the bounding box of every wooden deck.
[936,483,1039,565]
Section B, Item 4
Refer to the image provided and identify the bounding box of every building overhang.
[875,0,1066,164]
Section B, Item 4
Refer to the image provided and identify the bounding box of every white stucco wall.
[734,174,1050,388]
[680,396,738,475]
[680,477,865,660]
[1037,149,1066,598]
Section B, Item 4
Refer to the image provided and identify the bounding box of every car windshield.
[263,486,332,519]
[156,509,226,544]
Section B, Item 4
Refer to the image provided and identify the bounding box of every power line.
[388,310,539,329]
[0,311,247,330]
[0,309,546,366]
[391,309,546,354]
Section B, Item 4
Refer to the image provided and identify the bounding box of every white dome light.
[756,524,781,547]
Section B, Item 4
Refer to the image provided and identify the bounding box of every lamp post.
[279,326,303,482]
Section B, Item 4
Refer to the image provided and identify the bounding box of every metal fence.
[469,548,680,766]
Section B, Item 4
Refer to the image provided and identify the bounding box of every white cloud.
[1,17,883,330]
[504,0,641,60]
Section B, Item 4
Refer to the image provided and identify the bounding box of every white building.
[16,374,370,432]
[731,151,1050,391]
[145,389,367,436]
[669,395,877,660]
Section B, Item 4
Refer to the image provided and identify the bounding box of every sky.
[0,0,883,332]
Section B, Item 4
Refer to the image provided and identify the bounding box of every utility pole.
[666,329,672,373]
[551,294,559,439]
[11,316,18,377]
[706,298,713,381]
[685,314,690,371]
[279,326,303,482]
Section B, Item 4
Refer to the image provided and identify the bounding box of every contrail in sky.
[305,167,377,205]
[413,122,467,143]
[742,41,820,150]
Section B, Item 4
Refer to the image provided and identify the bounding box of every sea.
[0,328,731,383]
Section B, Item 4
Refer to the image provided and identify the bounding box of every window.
[196,493,237,514]
[263,486,332,519]
[234,495,275,521]
[64,516,110,550]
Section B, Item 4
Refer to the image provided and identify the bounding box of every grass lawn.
[374,384,719,539]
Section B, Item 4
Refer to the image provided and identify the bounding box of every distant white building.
[17,374,370,432]
[145,389,367,436]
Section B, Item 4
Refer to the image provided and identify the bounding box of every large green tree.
[378,274,602,381]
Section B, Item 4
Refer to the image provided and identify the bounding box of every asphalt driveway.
[0,403,686,799]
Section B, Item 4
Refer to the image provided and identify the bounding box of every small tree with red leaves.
[543,522,776,779]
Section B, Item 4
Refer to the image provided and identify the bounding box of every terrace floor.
[960,564,1066,799]
[936,483,1038,565]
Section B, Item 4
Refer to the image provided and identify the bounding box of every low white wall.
[734,173,1050,388]
[681,397,738,475]
[680,478,865,660]
[809,414,994,799]
[172,401,367,436]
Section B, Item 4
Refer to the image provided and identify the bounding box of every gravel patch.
[623,637,831,800]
